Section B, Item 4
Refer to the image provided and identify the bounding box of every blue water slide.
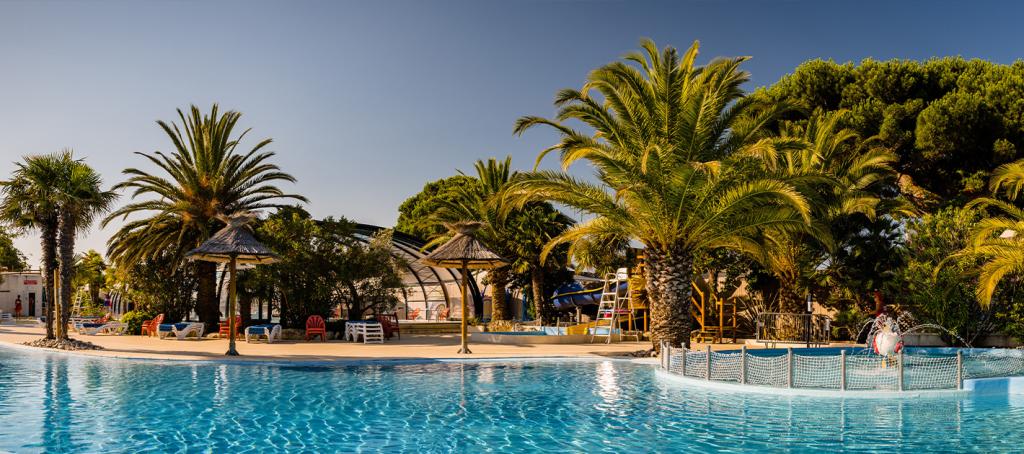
[551,281,628,310]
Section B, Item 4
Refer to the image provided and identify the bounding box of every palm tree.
[0,153,65,339]
[103,104,306,331]
[505,202,574,324]
[73,250,107,306]
[425,157,518,321]
[508,40,813,348]
[53,156,117,338]
[950,158,1024,306]
[759,111,911,311]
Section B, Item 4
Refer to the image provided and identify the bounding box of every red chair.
[435,306,450,321]
[141,314,164,337]
[376,313,400,340]
[306,315,327,342]
[219,315,242,339]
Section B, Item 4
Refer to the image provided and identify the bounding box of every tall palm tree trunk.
[56,212,76,340]
[646,247,694,350]
[489,268,509,321]
[530,266,552,324]
[778,277,804,314]
[40,224,58,340]
[196,261,219,333]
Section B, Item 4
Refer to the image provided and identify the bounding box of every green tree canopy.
[395,175,476,240]
[754,58,1024,207]
[104,252,197,322]
[892,207,999,345]
[73,249,107,305]
[245,206,405,327]
[0,229,26,272]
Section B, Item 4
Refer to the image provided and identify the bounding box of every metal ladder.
[590,270,637,344]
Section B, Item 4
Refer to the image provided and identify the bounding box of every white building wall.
[0,271,44,317]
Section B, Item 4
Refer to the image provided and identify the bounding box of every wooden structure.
[689,277,738,344]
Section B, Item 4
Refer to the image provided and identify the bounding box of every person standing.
[14,295,23,318]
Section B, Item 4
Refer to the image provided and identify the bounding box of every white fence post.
[705,345,712,381]
[681,345,686,377]
[898,350,905,391]
[787,347,794,388]
[740,346,747,384]
[956,350,964,390]
[840,350,847,391]
[660,341,667,369]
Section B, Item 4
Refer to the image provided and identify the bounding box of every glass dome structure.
[352,224,482,320]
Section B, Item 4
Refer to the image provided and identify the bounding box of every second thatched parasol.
[421,221,508,354]
[187,212,277,356]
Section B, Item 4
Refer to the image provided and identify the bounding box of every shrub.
[119,310,156,335]
[831,305,869,341]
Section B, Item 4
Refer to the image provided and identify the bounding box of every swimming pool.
[2,345,1024,452]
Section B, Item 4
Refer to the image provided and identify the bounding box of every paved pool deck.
[0,324,656,362]
[0,323,855,363]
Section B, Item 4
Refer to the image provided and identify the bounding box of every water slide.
[551,281,629,310]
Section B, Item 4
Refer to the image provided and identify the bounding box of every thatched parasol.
[187,212,277,356]
[421,221,508,354]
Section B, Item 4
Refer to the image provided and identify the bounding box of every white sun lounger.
[245,324,282,343]
[172,322,205,340]
[346,321,384,344]
[80,321,125,335]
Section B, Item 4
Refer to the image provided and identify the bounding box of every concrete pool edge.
[656,368,1024,398]
[655,370,983,399]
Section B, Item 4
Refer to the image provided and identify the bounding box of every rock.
[23,338,103,351]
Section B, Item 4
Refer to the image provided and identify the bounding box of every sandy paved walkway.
[0,324,655,362]
[0,323,841,363]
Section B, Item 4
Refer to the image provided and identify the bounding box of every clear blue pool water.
[2,345,1024,453]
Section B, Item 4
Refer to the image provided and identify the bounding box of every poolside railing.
[755,313,831,347]
[659,343,969,392]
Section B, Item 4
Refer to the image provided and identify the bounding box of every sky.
[1,0,1022,266]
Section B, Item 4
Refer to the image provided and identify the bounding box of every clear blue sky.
[2,0,1022,264]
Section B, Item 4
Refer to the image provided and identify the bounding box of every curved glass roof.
[352,224,482,321]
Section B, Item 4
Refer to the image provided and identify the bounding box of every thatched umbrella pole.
[459,261,470,354]
[226,253,239,355]
[421,222,507,355]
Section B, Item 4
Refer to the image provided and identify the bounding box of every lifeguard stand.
[589,268,642,343]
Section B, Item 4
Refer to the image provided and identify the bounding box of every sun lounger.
[72,314,111,333]
[79,321,125,335]
[245,324,282,343]
[171,322,205,340]
[157,322,201,339]
[345,321,384,343]
[0,313,12,324]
